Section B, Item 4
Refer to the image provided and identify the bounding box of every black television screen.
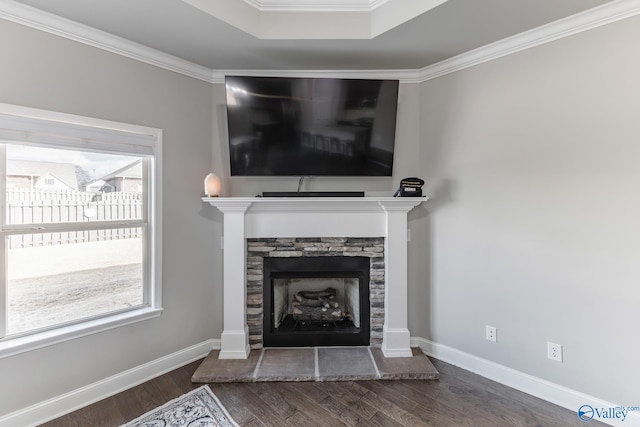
[225,76,399,176]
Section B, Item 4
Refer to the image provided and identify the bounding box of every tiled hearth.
[192,347,440,383]
[203,197,425,359]
[246,237,385,348]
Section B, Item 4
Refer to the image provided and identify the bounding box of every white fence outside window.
[6,188,142,248]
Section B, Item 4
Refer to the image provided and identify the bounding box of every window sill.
[0,307,163,359]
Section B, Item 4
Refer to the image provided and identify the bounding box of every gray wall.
[418,15,640,405]
[0,20,222,415]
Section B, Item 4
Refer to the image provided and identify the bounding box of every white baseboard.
[0,339,220,427]
[412,337,640,427]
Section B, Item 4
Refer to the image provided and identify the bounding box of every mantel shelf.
[202,196,427,213]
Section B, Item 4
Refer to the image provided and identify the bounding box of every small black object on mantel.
[394,177,424,197]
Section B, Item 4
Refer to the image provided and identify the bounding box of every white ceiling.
[5,0,620,71]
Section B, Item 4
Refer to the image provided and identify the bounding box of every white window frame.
[0,103,163,358]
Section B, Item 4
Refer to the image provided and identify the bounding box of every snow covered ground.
[7,239,142,334]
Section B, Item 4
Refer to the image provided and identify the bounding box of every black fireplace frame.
[263,256,371,347]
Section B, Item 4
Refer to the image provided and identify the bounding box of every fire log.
[298,288,337,299]
[292,302,344,321]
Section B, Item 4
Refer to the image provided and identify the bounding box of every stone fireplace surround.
[203,197,425,359]
[247,237,384,348]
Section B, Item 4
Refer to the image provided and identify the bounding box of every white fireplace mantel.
[203,196,426,359]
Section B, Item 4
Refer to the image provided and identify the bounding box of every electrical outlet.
[547,342,563,362]
[486,325,497,342]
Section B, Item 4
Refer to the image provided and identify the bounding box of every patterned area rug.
[121,386,238,427]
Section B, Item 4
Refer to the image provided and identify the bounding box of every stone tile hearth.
[191,347,440,383]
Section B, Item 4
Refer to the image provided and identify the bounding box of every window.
[0,103,162,357]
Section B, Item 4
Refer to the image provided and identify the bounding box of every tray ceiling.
[7,0,621,71]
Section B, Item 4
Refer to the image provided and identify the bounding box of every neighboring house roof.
[99,159,142,181]
[7,159,79,190]
[86,179,114,190]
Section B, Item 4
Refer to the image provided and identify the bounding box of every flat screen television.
[225,76,399,176]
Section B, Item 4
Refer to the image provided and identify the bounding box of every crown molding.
[0,0,213,83]
[210,68,421,84]
[417,0,640,82]
[1,0,639,84]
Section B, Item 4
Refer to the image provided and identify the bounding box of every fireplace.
[203,197,424,358]
[247,238,384,348]
[264,256,370,347]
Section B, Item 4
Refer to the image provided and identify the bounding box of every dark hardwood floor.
[40,357,603,426]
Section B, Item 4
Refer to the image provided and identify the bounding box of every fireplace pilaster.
[216,201,252,359]
[380,201,414,357]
